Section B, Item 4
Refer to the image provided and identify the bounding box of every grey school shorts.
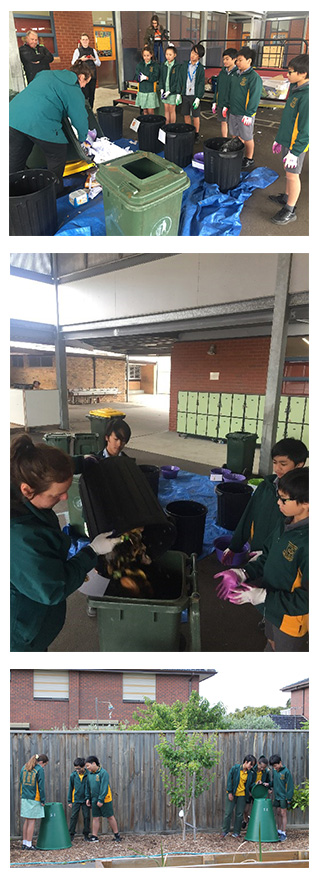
[282,146,306,174]
[228,113,255,140]
[181,95,201,118]
[264,620,308,652]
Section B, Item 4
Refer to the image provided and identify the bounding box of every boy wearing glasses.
[216,468,309,652]
[269,54,309,225]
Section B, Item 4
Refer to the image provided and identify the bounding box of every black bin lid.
[79,456,176,559]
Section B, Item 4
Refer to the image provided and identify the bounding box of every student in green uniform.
[85,756,121,842]
[221,755,255,838]
[243,755,271,829]
[269,54,309,226]
[269,754,294,840]
[159,44,180,124]
[20,754,48,850]
[222,437,308,563]
[226,47,263,169]
[68,758,91,841]
[218,467,309,652]
[134,46,160,115]
[177,43,205,138]
[10,435,121,652]
[211,48,238,137]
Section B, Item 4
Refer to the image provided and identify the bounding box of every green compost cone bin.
[36,802,72,850]
[225,431,258,477]
[96,150,190,236]
[245,784,279,843]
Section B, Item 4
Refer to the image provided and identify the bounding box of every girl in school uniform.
[20,754,49,850]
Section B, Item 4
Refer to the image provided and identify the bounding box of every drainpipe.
[125,354,130,402]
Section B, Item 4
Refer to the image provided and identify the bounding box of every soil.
[11,828,309,866]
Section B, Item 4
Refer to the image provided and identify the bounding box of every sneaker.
[268,192,287,205]
[241,157,254,169]
[241,820,248,830]
[23,844,36,850]
[88,835,99,842]
[220,832,229,838]
[271,206,297,225]
[232,833,240,838]
[114,833,122,842]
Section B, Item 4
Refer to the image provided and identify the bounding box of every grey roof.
[281,679,309,692]
[270,714,307,729]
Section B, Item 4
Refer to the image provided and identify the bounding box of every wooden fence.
[11,729,309,837]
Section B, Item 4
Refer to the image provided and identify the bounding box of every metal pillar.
[52,255,69,430]
[114,9,124,92]
[259,254,292,476]
[125,354,130,402]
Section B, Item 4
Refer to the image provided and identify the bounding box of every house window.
[33,671,69,700]
[11,355,24,367]
[14,12,57,56]
[123,673,156,702]
[129,365,141,380]
[28,354,53,367]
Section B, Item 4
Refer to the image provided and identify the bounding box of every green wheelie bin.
[225,431,258,477]
[96,150,190,236]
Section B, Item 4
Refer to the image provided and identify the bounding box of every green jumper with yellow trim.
[275,81,309,157]
[222,763,252,835]
[68,769,91,838]
[244,516,309,639]
[227,66,263,117]
[87,766,114,818]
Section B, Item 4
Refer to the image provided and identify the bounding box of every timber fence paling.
[10,729,309,838]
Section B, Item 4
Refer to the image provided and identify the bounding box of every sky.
[199,654,308,713]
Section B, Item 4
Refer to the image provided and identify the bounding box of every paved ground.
[93,85,309,237]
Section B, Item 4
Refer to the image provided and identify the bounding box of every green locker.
[278,396,289,422]
[256,420,263,444]
[208,393,220,415]
[232,394,245,417]
[230,418,243,432]
[301,425,309,448]
[288,396,307,423]
[286,423,303,441]
[258,396,265,420]
[187,392,198,412]
[207,415,218,438]
[244,419,258,434]
[245,395,259,419]
[198,393,209,414]
[276,422,286,441]
[220,394,232,415]
[177,411,187,432]
[178,391,188,411]
[218,416,231,438]
[196,415,207,436]
[186,413,196,434]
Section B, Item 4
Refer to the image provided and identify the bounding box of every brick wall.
[10,355,57,389]
[169,338,270,430]
[11,671,202,729]
[51,11,95,71]
[290,686,309,720]
[10,353,126,400]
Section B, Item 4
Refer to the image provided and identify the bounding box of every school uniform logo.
[240,77,248,86]
[282,541,298,562]
[290,96,298,109]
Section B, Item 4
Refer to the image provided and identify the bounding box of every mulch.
[11,828,309,866]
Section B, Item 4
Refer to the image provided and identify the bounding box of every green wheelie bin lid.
[96,150,190,236]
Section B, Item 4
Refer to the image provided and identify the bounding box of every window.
[129,365,141,380]
[28,355,53,367]
[123,673,156,702]
[34,671,69,700]
[11,355,24,367]
[14,12,57,56]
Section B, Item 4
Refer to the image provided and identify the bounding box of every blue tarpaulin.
[157,470,233,559]
[55,138,278,236]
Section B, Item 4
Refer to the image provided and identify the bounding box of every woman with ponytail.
[20,754,48,850]
[10,435,120,651]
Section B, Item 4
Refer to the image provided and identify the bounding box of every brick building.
[10,669,217,730]
[281,679,309,721]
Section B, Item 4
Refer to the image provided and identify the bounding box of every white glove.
[211,102,217,114]
[163,91,170,99]
[283,151,298,169]
[139,73,148,82]
[230,585,267,606]
[242,115,252,126]
[193,97,200,109]
[230,568,247,584]
[89,532,121,556]
[222,106,228,118]
[176,94,182,105]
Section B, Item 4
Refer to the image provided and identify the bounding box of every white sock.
[25,841,32,847]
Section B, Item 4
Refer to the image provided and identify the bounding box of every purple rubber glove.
[214,569,246,600]
[212,102,217,114]
[272,141,282,154]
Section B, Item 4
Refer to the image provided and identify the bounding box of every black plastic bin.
[204,137,244,192]
[97,106,123,140]
[162,123,196,168]
[9,169,58,236]
[137,114,166,153]
[226,431,258,477]
[215,483,253,531]
[165,500,208,556]
[138,464,160,496]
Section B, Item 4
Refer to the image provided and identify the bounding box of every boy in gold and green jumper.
[270,54,309,225]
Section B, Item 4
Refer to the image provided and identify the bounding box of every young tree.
[155,728,221,841]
